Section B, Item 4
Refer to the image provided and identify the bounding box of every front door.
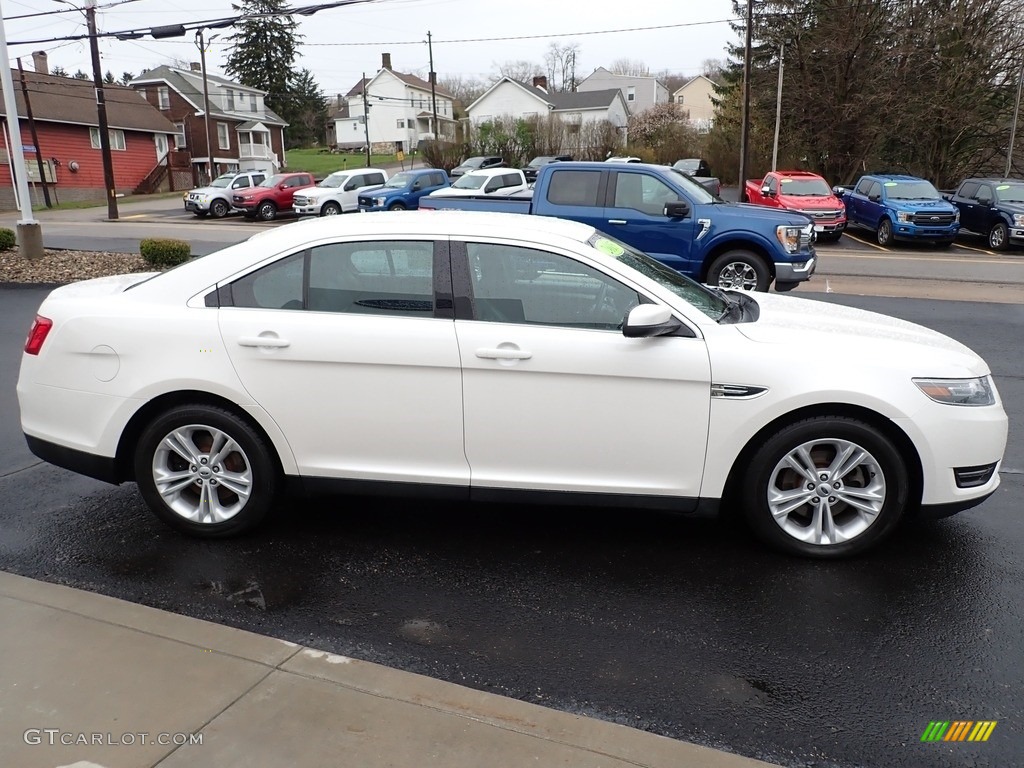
[604,169,696,273]
[155,134,169,161]
[218,238,468,486]
[452,239,712,499]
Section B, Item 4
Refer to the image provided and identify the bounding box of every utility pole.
[427,31,439,141]
[85,0,118,219]
[17,58,51,207]
[361,72,371,167]
[771,39,785,172]
[737,0,754,190]
[0,5,43,258]
[196,29,217,184]
[1007,57,1024,178]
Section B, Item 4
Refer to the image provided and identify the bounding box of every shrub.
[0,228,15,251]
[140,238,191,268]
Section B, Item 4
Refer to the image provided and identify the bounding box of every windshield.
[259,175,286,188]
[885,180,941,200]
[384,172,414,188]
[779,178,832,196]
[318,173,348,189]
[461,157,486,169]
[209,174,235,188]
[528,156,555,166]
[994,183,1024,203]
[586,233,729,320]
[673,159,699,172]
[665,168,717,203]
[452,174,487,189]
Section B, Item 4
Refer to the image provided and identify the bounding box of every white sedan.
[17,213,1007,557]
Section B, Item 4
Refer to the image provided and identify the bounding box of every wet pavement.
[1,287,1021,767]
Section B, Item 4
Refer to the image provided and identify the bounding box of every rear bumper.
[24,434,119,485]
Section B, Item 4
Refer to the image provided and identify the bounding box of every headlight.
[776,225,802,253]
[375,197,387,206]
[954,209,960,223]
[1013,214,1024,227]
[897,211,912,223]
[913,376,996,406]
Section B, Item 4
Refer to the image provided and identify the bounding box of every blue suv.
[840,173,960,247]
[358,169,450,211]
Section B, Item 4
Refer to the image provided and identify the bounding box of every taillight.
[24,315,53,355]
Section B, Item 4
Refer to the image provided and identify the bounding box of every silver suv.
[184,170,266,219]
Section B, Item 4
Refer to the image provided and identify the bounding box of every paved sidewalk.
[0,571,777,768]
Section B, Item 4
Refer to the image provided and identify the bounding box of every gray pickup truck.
[672,158,721,197]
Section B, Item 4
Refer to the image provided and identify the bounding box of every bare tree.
[544,42,581,91]
[700,58,729,82]
[439,74,489,116]
[610,58,651,76]
[495,60,545,83]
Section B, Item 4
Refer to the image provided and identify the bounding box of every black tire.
[876,217,893,247]
[737,416,909,558]
[257,201,277,221]
[210,199,230,219]
[320,201,342,216]
[818,232,843,243]
[387,200,407,211]
[988,221,1009,251]
[707,250,771,291]
[193,211,208,219]
[134,404,278,538]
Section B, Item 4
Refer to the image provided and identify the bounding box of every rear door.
[538,168,609,233]
[602,169,695,273]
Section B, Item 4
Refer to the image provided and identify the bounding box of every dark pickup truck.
[944,178,1024,250]
[420,161,816,292]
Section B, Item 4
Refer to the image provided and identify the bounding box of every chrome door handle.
[608,219,627,224]
[475,347,532,360]
[238,335,290,348]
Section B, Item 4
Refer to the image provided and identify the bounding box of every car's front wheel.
[388,200,407,211]
[257,201,278,221]
[876,217,893,246]
[707,250,771,291]
[738,416,910,558]
[989,221,1009,251]
[134,405,278,537]
[320,201,342,216]
[210,199,230,219]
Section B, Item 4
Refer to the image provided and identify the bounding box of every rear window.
[546,170,601,206]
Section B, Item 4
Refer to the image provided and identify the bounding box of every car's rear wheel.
[134,405,278,537]
[210,199,229,219]
[707,250,770,291]
[320,201,342,216]
[388,200,407,211]
[876,217,893,246]
[258,201,278,221]
[738,416,909,558]
[988,221,1009,251]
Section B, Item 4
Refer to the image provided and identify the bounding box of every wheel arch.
[720,402,924,513]
[114,390,287,483]
[699,239,776,283]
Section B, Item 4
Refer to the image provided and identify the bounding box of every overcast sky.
[3,0,739,94]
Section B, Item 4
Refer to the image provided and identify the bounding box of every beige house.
[672,75,717,132]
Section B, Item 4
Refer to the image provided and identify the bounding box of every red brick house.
[0,54,178,210]
[130,65,288,185]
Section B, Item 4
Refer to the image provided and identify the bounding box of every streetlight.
[771,38,790,172]
[1006,57,1024,178]
[737,0,753,191]
[196,30,219,184]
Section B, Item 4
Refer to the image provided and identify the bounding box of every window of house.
[173,123,186,148]
[157,86,169,110]
[226,90,235,111]
[464,242,639,330]
[676,94,684,104]
[396,119,405,129]
[217,122,230,150]
[249,94,257,111]
[627,86,636,102]
[89,128,126,150]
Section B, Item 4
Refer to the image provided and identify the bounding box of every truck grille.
[293,196,310,206]
[358,196,374,206]
[910,212,956,225]
[798,209,843,220]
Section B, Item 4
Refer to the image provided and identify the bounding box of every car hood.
[735,293,987,376]
[187,185,222,196]
[777,194,845,210]
[886,199,957,213]
[996,201,1024,214]
[728,201,815,226]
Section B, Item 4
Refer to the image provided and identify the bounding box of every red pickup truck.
[232,172,315,221]
[743,170,846,241]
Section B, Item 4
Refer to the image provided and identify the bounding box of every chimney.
[337,93,343,107]
[190,62,201,72]
[381,52,392,70]
[532,75,548,92]
[31,51,48,75]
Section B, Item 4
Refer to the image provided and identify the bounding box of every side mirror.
[868,193,881,203]
[832,186,846,197]
[761,185,771,196]
[664,201,690,218]
[344,182,358,191]
[622,305,684,338]
[484,182,499,193]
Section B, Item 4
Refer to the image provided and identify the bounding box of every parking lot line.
[822,250,1024,267]
[841,232,892,252]
[953,242,997,256]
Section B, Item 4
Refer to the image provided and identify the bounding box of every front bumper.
[293,204,322,215]
[184,199,210,213]
[893,222,960,241]
[774,255,816,290]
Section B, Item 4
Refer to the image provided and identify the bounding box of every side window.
[958,181,978,199]
[612,173,680,216]
[307,240,434,317]
[432,172,446,186]
[464,242,640,330]
[345,175,363,190]
[766,176,778,194]
[253,174,266,185]
[975,184,993,204]
[367,173,385,185]
[230,252,304,310]
[855,178,873,196]
[232,178,251,189]
[867,181,882,199]
[504,173,521,187]
[546,170,602,207]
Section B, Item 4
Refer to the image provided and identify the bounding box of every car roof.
[867,174,926,181]
[773,170,823,179]
[461,168,520,178]
[325,167,388,176]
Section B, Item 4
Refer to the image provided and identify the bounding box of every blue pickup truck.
[944,178,1024,251]
[357,168,450,211]
[838,173,960,247]
[419,162,816,292]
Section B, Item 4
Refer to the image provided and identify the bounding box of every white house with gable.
[332,53,456,153]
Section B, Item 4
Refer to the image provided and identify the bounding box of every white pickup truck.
[428,168,528,198]
[292,168,389,215]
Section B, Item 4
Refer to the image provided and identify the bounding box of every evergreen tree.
[50,66,69,77]
[73,70,89,80]
[119,72,135,86]
[104,71,115,85]
[224,0,302,129]
[288,68,329,148]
